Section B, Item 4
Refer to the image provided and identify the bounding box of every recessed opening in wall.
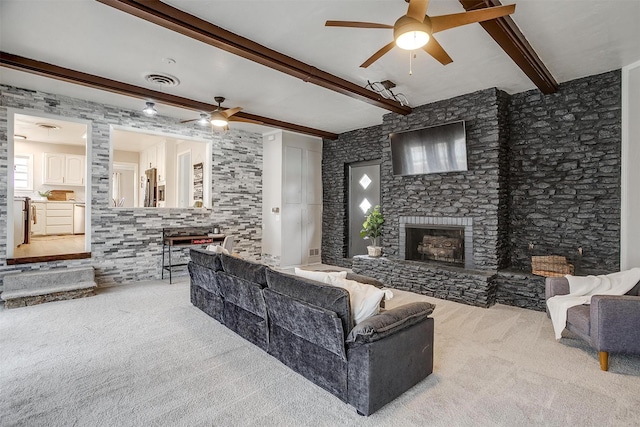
[405,225,465,266]
[6,110,92,263]
[110,126,211,209]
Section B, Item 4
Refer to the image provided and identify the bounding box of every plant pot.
[367,246,382,257]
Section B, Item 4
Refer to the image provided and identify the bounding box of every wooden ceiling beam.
[0,52,339,140]
[459,0,558,94]
[96,0,412,115]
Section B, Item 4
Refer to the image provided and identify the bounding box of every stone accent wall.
[323,88,509,271]
[0,85,262,287]
[508,70,621,275]
[494,270,546,312]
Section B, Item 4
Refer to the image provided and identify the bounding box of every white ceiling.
[14,114,87,146]
[1,0,639,136]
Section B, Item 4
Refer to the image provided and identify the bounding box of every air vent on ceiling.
[144,73,180,87]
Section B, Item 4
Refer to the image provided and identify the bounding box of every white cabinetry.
[45,202,74,235]
[43,153,85,186]
[156,141,166,182]
[31,202,46,236]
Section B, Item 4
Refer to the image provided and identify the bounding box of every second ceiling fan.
[181,96,262,129]
[326,0,516,68]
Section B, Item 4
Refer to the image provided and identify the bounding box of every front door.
[348,160,381,257]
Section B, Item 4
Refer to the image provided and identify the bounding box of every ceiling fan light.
[394,16,431,50]
[210,111,228,127]
[396,30,429,50]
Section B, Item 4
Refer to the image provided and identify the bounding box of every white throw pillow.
[294,268,347,284]
[328,276,385,324]
[205,244,229,255]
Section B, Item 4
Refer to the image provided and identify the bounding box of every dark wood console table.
[162,227,225,284]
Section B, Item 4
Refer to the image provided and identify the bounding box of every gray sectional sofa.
[188,248,435,416]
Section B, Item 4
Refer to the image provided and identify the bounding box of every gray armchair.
[545,277,640,371]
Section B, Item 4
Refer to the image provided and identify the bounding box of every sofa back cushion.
[217,272,267,319]
[264,288,346,360]
[190,248,223,272]
[266,269,353,333]
[220,254,267,286]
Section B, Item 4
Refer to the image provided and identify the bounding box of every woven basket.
[531,255,575,277]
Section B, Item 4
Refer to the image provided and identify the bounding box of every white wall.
[621,61,640,269]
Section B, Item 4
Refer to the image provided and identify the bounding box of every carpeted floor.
[1,278,639,426]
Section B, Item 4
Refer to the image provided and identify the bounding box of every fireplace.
[400,216,474,269]
[406,226,465,266]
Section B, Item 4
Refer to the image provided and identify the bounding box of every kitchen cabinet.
[32,202,46,236]
[43,153,85,186]
[45,202,74,235]
[157,141,166,182]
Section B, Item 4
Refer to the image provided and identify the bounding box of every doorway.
[348,160,381,257]
[7,110,91,262]
[112,162,138,208]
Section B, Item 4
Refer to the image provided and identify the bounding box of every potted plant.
[38,190,51,200]
[360,205,384,257]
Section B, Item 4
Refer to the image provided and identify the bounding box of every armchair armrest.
[346,302,435,345]
[590,295,640,353]
[545,277,570,300]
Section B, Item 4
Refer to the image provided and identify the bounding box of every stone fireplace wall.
[508,70,621,275]
[323,88,510,271]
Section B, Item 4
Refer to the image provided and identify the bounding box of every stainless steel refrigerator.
[144,168,158,207]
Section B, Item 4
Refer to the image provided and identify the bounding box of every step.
[1,267,97,308]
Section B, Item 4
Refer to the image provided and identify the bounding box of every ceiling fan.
[326,0,516,68]
[181,96,262,128]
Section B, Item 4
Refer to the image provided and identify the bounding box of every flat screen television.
[390,121,467,176]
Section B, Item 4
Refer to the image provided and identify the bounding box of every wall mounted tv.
[390,121,467,176]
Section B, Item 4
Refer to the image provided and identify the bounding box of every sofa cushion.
[189,248,223,272]
[346,302,435,344]
[294,268,347,284]
[217,272,267,319]
[266,269,353,333]
[329,276,385,325]
[567,304,591,337]
[264,288,346,360]
[220,254,267,286]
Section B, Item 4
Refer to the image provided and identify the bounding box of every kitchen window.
[14,154,33,191]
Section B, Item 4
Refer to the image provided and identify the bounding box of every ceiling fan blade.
[406,0,430,22]
[229,117,264,125]
[325,20,393,29]
[180,118,199,123]
[222,107,242,118]
[430,4,516,33]
[422,36,453,65]
[360,41,396,68]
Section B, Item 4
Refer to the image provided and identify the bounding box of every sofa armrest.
[545,277,570,300]
[590,295,640,353]
[346,302,435,345]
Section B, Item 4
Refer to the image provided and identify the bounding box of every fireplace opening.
[405,225,465,266]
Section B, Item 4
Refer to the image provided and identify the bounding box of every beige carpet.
[1,279,639,426]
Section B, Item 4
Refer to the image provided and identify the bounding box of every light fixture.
[14,134,27,140]
[143,101,158,116]
[210,111,228,127]
[197,113,209,126]
[394,16,430,50]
